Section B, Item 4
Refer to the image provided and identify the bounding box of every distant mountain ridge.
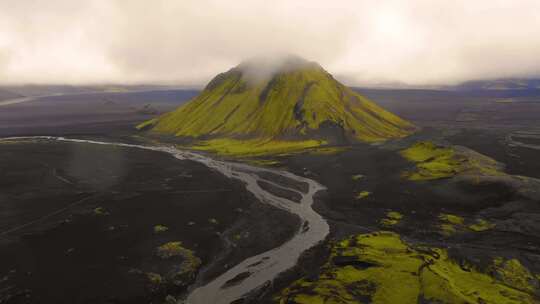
[0,89,22,101]
[140,56,415,150]
[0,85,189,98]
[348,78,540,92]
[452,78,540,91]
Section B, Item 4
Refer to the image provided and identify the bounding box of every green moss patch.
[356,191,371,200]
[438,213,465,236]
[440,213,464,225]
[153,225,169,234]
[400,141,504,181]
[275,232,539,304]
[306,146,350,155]
[492,257,537,293]
[468,219,495,232]
[438,214,495,236]
[157,242,193,259]
[351,174,364,181]
[136,118,158,130]
[146,272,163,286]
[190,138,325,157]
[400,142,462,181]
[155,241,201,281]
[380,211,403,227]
[93,207,109,216]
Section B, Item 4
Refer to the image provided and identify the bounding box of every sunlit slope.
[140,58,415,145]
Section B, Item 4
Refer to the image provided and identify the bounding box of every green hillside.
[139,56,415,154]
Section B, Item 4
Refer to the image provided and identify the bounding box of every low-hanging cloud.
[1,0,540,86]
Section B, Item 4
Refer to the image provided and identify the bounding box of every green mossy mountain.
[139,56,415,147]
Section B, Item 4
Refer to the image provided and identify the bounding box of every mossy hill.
[276,231,539,304]
[400,141,504,181]
[139,56,415,155]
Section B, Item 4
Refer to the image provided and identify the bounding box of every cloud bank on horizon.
[1,0,540,86]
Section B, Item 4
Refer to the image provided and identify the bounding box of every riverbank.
[0,96,37,107]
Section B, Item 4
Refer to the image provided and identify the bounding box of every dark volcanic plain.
[1,87,540,303]
[0,140,299,303]
[0,89,198,137]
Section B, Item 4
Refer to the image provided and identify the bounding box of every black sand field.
[1,88,540,303]
[0,140,298,304]
[255,129,540,302]
[0,89,197,137]
[447,128,540,179]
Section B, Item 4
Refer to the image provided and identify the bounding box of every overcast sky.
[1,0,540,86]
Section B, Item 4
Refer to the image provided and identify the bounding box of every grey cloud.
[0,0,539,86]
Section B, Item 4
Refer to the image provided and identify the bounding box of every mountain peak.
[139,58,415,153]
[204,55,322,92]
[232,55,321,86]
[238,54,317,70]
